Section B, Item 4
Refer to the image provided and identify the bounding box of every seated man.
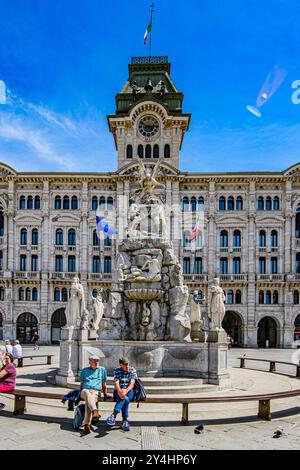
[80,355,108,434]
[106,357,137,432]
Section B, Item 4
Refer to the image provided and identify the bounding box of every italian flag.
[144,20,152,45]
[189,219,202,241]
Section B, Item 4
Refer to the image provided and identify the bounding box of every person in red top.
[0,353,16,392]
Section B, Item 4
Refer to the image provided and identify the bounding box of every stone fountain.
[55,158,230,388]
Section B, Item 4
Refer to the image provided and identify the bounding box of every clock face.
[138,115,160,140]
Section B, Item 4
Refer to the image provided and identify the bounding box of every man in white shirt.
[12,340,22,360]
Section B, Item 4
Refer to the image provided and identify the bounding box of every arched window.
[294,290,300,304]
[104,256,111,273]
[0,286,4,301]
[68,256,76,273]
[273,196,280,210]
[93,256,101,273]
[34,195,41,210]
[235,290,242,304]
[164,144,170,158]
[138,144,144,158]
[68,229,76,246]
[93,229,99,246]
[153,144,159,158]
[258,196,264,210]
[183,232,190,248]
[198,196,204,211]
[266,196,272,211]
[32,229,38,246]
[182,197,189,212]
[0,207,3,236]
[55,196,61,210]
[32,288,38,302]
[20,196,26,210]
[227,290,234,304]
[183,258,190,274]
[92,196,98,211]
[233,230,241,247]
[104,236,112,247]
[220,230,228,247]
[62,288,68,302]
[145,144,151,158]
[21,228,27,245]
[107,197,113,211]
[266,290,271,304]
[259,230,266,247]
[191,197,197,212]
[227,196,234,211]
[236,196,243,210]
[19,287,24,301]
[27,196,33,210]
[54,288,61,302]
[296,253,300,274]
[126,144,133,159]
[271,230,278,247]
[259,290,264,304]
[26,287,31,301]
[273,290,279,304]
[194,257,202,274]
[63,196,70,210]
[219,196,225,211]
[55,229,63,246]
[99,196,105,211]
[71,196,78,210]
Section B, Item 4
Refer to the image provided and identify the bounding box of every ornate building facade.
[1,56,300,347]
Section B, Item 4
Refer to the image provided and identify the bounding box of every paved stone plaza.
[0,346,300,450]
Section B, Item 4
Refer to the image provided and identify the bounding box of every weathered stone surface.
[169,264,183,287]
[163,248,178,266]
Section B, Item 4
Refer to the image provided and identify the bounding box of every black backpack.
[133,378,147,407]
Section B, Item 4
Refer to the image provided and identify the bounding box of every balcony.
[50,272,78,280]
[219,274,248,282]
[183,274,207,282]
[88,273,112,281]
[14,271,40,280]
[256,274,285,282]
[68,246,76,252]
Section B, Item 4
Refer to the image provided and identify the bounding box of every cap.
[89,355,100,361]
[119,356,129,365]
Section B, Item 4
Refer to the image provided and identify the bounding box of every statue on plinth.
[65,277,89,329]
[89,290,104,332]
[209,278,226,330]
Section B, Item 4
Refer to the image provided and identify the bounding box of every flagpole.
[148,2,154,62]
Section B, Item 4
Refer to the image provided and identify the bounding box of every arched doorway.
[51,308,66,344]
[257,317,278,347]
[222,311,243,346]
[17,313,38,344]
[0,312,3,340]
[294,314,300,344]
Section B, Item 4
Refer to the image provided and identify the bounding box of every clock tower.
[107,56,191,170]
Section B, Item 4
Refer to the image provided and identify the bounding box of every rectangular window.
[233,257,241,274]
[183,258,190,274]
[104,256,111,274]
[31,255,38,272]
[271,257,278,274]
[93,257,100,273]
[55,255,63,272]
[194,258,202,274]
[259,257,266,274]
[220,257,228,274]
[68,256,76,273]
[20,255,27,271]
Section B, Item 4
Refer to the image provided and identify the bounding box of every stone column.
[208,180,216,276]
[41,179,50,343]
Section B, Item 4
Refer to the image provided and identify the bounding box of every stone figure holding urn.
[209,278,226,330]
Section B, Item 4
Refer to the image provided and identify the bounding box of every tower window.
[164,144,170,158]
[138,145,144,159]
[153,144,159,158]
[145,144,151,158]
[126,145,133,159]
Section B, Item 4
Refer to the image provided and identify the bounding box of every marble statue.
[134,157,165,201]
[89,291,104,332]
[65,277,89,329]
[209,278,226,330]
[124,257,161,282]
[189,292,204,341]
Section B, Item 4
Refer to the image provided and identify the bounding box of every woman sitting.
[0,353,16,392]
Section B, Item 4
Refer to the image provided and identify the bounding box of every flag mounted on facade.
[189,219,202,241]
[96,212,118,237]
[144,20,152,45]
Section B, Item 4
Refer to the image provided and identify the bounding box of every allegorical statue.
[124,256,161,282]
[65,277,89,329]
[89,291,104,332]
[209,278,226,330]
[134,157,165,201]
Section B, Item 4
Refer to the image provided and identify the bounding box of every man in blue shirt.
[80,355,108,434]
[106,356,137,431]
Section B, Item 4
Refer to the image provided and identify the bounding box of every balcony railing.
[183,274,207,282]
[50,272,77,280]
[219,274,248,282]
[88,273,112,281]
[256,274,284,281]
[15,271,40,280]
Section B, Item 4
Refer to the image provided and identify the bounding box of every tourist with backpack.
[106,356,138,432]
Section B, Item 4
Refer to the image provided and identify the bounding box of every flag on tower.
[144,20,152,45]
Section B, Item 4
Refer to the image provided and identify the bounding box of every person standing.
[12,340,23,362]
[4,340,12,355]
[106,357,137,432]
[80,355,109,435]
[31,331,39,350]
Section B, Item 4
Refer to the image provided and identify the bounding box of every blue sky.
[0,0,300,173]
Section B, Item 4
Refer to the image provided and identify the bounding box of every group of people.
[79,355,137,434]
[0,340,22,367]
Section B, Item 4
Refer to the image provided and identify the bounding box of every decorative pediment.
[216,215,248,224]
[256,215,285,224]
[14,214,42,224]
[52,215,81,224]
[117,160,180,177]
[0,162,17,177]
[284,162,300,177]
